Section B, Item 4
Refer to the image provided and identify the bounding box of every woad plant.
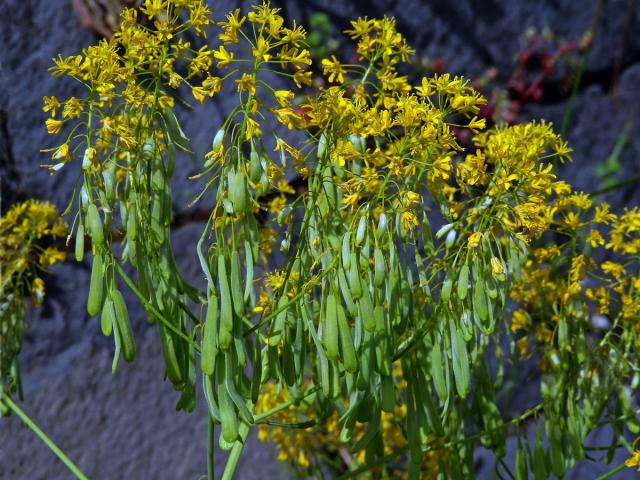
[2,1,640,478]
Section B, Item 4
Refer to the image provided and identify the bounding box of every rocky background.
[1,0,639,478]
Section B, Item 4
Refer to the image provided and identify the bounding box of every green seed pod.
[126,201,137,241]
[249,150,262,183]
[224,355,254,423]
[251,341,262,403]
[473,277,489,322]
[338,268,357,317]
[450,322,469,398]
[218,255,233,349]
[337,304,357,373]
[458,263,469,300]
[243,241,254,303]
[373,305,385,334]
[431,341,447,402]
[359,289,375,332]
[201,294,219,376]
[324,293,339,361]
[112,289,136,362]
[349,253,362,299]
[435,223,454,240]
[230,250,243,317]
[218,378,239,444]
[158,323,183,385]
[380,375,395,412]
[87,254,104,316]
[212,128,224,154]
[87,203,104,246]
[151,168,165,193]
[341,233,351,270]
[373,247,385,288]
[75,223,85,262]
[100,294,114,337]
[441,274,453,304]
[318,131,328,159]
[375,213,387,241]
[229,170,249,215]
[355,216,367,245]
[445,229,457,249]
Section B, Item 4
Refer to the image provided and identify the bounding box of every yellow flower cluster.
[255,371,444,478]
[510,196,640,361]
[1,200,67,396]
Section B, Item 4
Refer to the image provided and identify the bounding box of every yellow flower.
[52,143,70,161]
[511,310,529,332]
[586,229,604,248]
[625,450,640,471]
[62,97,83,118]
[42,96,60,116]
[218,8,245,44]
[467,231,483,248]
[45,118,64,134]
[236,73,256,96]
[321,55,346,84]
[40,247,66,266]
[213,45,234,68]
[490,257,504,279]
[400,211,418,234]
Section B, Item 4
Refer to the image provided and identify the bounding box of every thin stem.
[1,394,89,480]
[589,174,640,197]
[594,463,626,480]
[207,415,215,480]
[115,263,201,352]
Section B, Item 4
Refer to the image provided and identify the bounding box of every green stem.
[221,422,251,480]
[594,463,626,480]
[207,415,215,480]
[115,263,201,352]
[1,394,89,480]
[589,174,640,198]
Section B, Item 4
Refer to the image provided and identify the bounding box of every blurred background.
[1,0,639,478]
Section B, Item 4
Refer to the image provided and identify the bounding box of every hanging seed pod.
[458,262,469,300]
[243,241,254,302]
[337,303,357,373]
[230,250,244,317]
[373,247,385,288]
[355,216,367,246]
[158,323,183,385]
[75,223,85,262]
[380,375,395,412]
[358,289,375,332]
[212,128,225,155]
[249,149,262,183]
[341,233,351,270]
[338,268,357,317]
[228,169,249,215]
[324,293,339,361]
[112,289,136,362]
[318,131,328,159]
[218,255,233,349]
[100,294,114,337]
[87,253,104,316]
[201,293,219,376]
[349,253,363,299]
[450,320,469,398]
[87,203,104,247]
[375,213,387,241]
[218,372,239,444]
